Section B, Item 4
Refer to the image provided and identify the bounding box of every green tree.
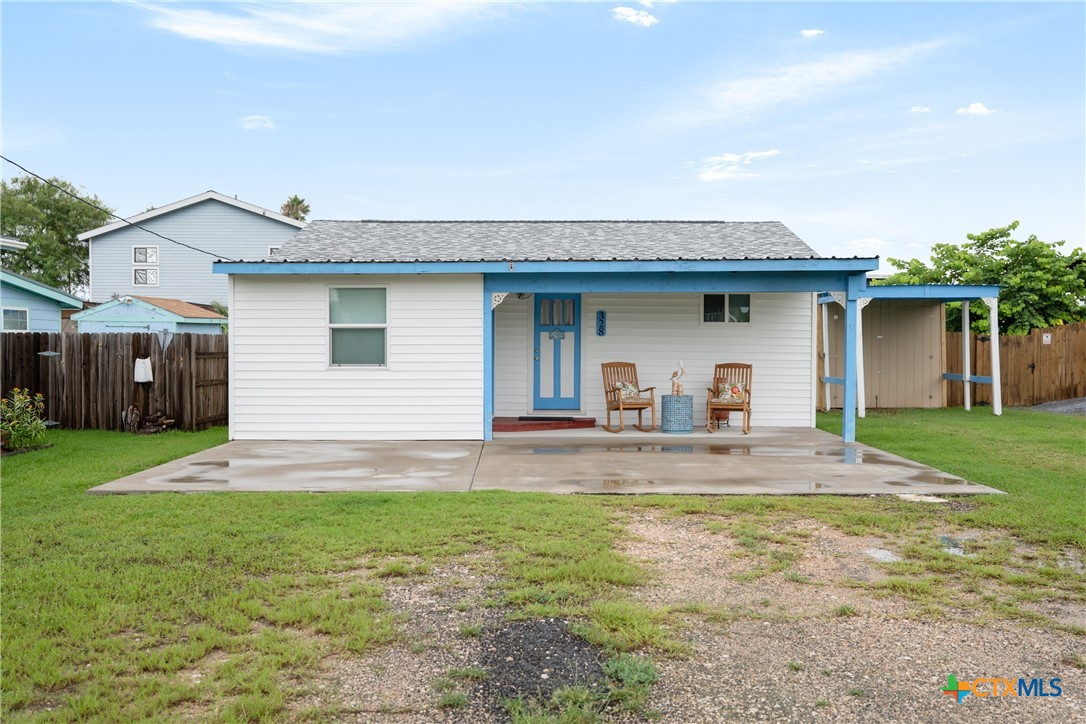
[280,195,310,222]
[884,221,1086,335]
[0,175,114,293]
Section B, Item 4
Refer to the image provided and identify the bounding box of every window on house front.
[329,287,387,366]
[133,268,159,286]
[2,308,28,331]
[702,294,751,324]
[133,246,158,264]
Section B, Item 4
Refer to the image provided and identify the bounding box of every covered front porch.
[482,259,879,442]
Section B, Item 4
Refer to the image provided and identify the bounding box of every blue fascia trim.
[0,270,83,309]
[862,284,1000,300]
[822,376,844,385]
[213,258,879,276]
[483,271,856,294]
[943,373,993,384]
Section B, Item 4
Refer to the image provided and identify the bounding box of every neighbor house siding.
[231,274,483,440]
[823,299,945,409]
[89,200,300,304]
[0,285,64,332]
[494,292,817,428]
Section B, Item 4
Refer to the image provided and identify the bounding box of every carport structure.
[818,284,1003,426]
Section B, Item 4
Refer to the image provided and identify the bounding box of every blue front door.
[533,294,581,410]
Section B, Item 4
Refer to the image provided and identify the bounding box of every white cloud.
[848,237,888,254]
[663,39,945,127]
[239,115,275,130]
[695,149,780,181]
[955,102,996,115]
[800,29,824,38]
[613,7,659,27]
[136,1,498,54]
[911,106,931,113]
[639,0,677,6]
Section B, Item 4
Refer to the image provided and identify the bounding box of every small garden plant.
[0,388,47,452]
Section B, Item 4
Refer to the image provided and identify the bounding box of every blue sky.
[3,1,1083,270]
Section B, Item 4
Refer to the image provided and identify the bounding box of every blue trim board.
[0,270,83,308]
[818,284,1000,303]
[822,376,845,386]
[214,257,879,276]
[484,271,860,294]
[944,373,994,384]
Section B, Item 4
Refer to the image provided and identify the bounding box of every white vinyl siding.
[231,274,483,440]
[493,292,816,428]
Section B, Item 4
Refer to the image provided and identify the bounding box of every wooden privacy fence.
[1,332,228,431]
[946,322,1086,408]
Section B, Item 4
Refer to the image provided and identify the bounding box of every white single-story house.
[214,221,1004,443]
[72,295,226,335]
[1,269,84,333]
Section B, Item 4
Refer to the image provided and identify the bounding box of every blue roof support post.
[841,273,865,443]
[483,292,495,441]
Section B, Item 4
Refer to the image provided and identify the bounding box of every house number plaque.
[596,310,606,336]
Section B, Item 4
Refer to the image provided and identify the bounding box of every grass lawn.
[2,409,1083,721]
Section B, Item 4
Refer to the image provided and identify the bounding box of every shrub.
[1,388,47,451]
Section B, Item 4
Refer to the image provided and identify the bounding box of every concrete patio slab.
[88,440,483,494]
[88,428,1002,496]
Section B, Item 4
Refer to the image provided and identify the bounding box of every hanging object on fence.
[156,328,175,353]
[134,357,153,383]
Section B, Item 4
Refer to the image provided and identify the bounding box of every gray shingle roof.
[272,221,820,263]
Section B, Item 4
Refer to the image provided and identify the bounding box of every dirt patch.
[617,511,907,620]
[298,554,506,722]
[617,509,1085,722]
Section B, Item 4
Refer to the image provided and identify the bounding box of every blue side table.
[661,394,693,434]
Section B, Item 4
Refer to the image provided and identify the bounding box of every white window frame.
[132,267,160,287]
[327,285,390,368]
[2,307,30,332]
[132,245,159,264]
[700,293,752,325]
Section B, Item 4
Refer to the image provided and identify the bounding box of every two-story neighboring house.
[80,191,305,305]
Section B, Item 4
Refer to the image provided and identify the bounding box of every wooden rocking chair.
[706,363,752,434]
[601,362,656,433]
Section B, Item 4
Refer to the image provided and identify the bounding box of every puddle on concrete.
[192,460,229,468]
[865,548,903,563]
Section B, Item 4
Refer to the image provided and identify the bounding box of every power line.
[0,155,235,261]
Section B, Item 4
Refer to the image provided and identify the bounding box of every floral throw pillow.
[614,380,641,401]
[713,381,746,404]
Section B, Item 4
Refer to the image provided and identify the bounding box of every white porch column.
[962,300,971,411]
[856,298,871,418]
[821,302,831,411]
[984,297,1002,416]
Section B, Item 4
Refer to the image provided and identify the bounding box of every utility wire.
[1,154,236,261]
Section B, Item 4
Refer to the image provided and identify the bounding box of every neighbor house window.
[133,246,158,264]
[133,268,159,286]
[133,245,159,286]
[2,308,29,331]
[702,294,751,324]
[329,287,387,366]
